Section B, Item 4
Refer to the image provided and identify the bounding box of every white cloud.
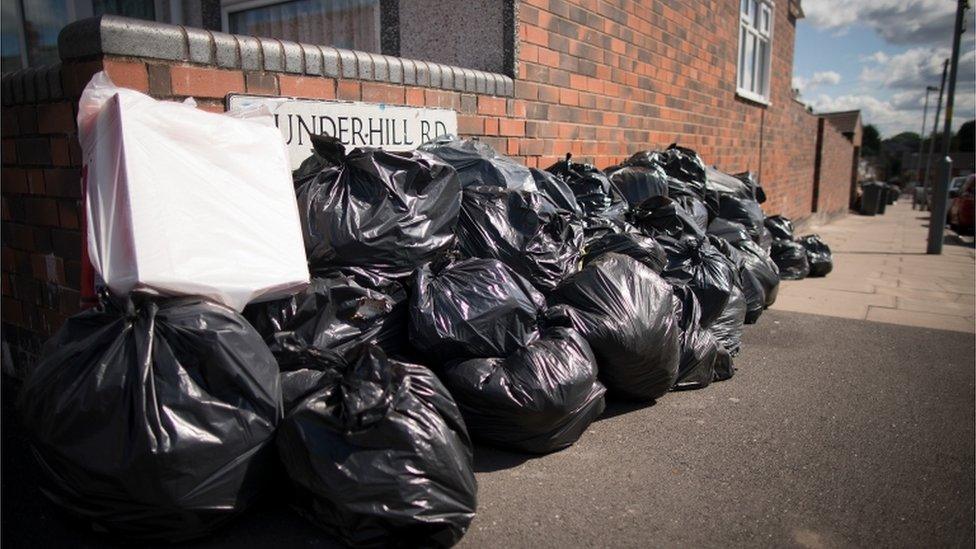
[793,70,842,93]
[858,46,971,90]
[810,88,975,137]
[802,0,962,46]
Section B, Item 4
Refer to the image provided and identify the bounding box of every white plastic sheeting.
[78,72,309,311]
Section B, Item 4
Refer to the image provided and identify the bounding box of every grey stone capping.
[414,60,430,87]
[401,58,416,85]
[427,62,442,89]
[370,53,388,82]
[236,35,262,71]
[337,49,357,79]
[353,50,372,80]
[259,38,283,72]
[11,72,23,104]
[301,44,322,76]
[45,15,514,100]
[385,55,403,85]
[320,46,340,78]
[281,40,304,74]
[33,68,48,101]
[212,32,239,69]
[185,27,213,65]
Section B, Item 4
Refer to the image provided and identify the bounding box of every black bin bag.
[245,268,407,359]
[708,217,780,311]
[670,285,719,390]
[545,155,628,224]
[764,214,796,241]
[276,344,477,548]
[244,269,408,411]
[409,258,545,363]
[622,146,716,226]
[530,167,583,216]
[771,239,810,280]
[630,195,705,241]
[583,230,667,273]
[296,135,462,279]
[420,135,536,191]
[710,283,747,356]
[607,163,670,207]
[548,253,680,401]
[657,235,736,328]
[457,185,584,292]
[441,326,606,454]
[799,234,833,277]
[18,297,282,541]
[708,233,764,327]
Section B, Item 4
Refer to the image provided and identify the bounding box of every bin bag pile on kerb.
[78,71,309,311]
[765,215,812,280]
[799,234,834,277]
[21,72,837,546]
[408,258,606,453]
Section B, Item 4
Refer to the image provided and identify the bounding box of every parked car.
[948,174,975,234]
[925,175,969,212]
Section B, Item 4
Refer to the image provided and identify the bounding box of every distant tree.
[954,120,974,152]
[886,131,921,147]
[861,124,881,156]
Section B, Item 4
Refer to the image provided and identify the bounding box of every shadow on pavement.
[472,444,534,473]
[945,234,976,248]
[597,398,657,421]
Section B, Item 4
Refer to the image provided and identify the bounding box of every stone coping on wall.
[1,64,64,106]
[53,15,513,97]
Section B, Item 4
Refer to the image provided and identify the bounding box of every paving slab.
[774,202,975,332]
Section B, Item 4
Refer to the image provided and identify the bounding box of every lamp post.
[916,86,938,182]
[927,0,968,254]
[923,61,949,195]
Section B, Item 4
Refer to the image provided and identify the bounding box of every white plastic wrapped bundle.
[78,72,309,311]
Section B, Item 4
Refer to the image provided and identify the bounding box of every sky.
[793,0,976,138]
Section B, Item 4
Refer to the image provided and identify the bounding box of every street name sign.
[227,95,457,169]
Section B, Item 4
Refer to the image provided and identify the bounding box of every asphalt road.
[3,309,974,548]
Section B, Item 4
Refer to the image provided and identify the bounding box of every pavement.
[775,199,975,333]
[3,202,974,548]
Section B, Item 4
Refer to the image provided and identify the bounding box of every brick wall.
[2,3,858,371]
[816,117,856,215]
[1,63,95,373]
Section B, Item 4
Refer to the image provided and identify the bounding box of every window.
[737,0,773,104]
[223,0,381,53]
[1,0,157,71]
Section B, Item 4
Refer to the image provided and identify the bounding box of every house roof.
[820,110,862,135]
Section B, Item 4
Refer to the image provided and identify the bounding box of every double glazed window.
[737,0,773,104]
[1,0,155,71]
[223,0,381,53]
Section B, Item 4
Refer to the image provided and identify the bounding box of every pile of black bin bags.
[18,134,834,546]
[765,215,835,279]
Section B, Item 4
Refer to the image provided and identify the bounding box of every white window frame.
[736,0,774,105]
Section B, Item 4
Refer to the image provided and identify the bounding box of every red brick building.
[1,0,859,371]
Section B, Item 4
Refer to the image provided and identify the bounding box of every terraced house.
[1,0,859,369]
